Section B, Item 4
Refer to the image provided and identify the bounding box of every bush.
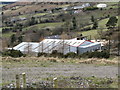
[81,51,110,59]
[50,50,64,58]
[85,7,98,11]
[81,27,92,31]
[37,52,47,57]
[64,52,77,58]
[2,49,25,57]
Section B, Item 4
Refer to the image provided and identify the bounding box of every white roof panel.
[11,39,101,53]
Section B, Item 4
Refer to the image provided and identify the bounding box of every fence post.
[16,74,20,89]
[53,77,58,88]
[22,72,26,88]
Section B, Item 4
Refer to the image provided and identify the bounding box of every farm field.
[2,56,119,88]
[81,16,118,39]
[2,32,15,37]
[23,22,64,31]
[81,18,109,39]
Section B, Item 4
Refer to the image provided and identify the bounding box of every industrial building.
[11,38,101,56]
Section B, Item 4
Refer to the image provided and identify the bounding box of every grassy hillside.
[23,22,64,31]
[81,18,112,39]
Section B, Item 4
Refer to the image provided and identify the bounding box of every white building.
[11,39,101,56]
[63,3,90,11]
[97,4,107,8]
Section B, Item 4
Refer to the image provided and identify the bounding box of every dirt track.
[2,63,118,83]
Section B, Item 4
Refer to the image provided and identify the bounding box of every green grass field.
[81,16,118,39]
[82,29,108,39]
[33,13,48,17]
[23,22,64,31]
[81,18,109,39]
[2,32,15,38]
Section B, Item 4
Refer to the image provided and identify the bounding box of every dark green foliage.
[37,52,47,57]
[50,50,64,58]
[2,49,25,57]
[18,36,23,43]
[72,17,77,30]
[2,27,12,33]
[81,51,110,59]
[85,7,98,11]
[28,17,38,26]
[10,34,16,45]
[38,51,109,59]
[91,15,95,23]
[64,52,77,58]
[92,21,98,29]
[43,9,47,12]
[106,16,118,29]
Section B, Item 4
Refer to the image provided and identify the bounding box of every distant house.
[82,3,91,8]
[19,17,26,21]
[11,18,19,22]
[63,3,90,11]
[73,6,84,10]
[45,35,61,39]
[73,3,90,10]
[97,4,107,8]
[74,10,82,14]
[10,17,26,22]
[63,7,68,11]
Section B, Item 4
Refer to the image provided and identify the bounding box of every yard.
[1,56,119,88]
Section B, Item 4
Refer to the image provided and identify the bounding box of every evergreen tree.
[106,16,118,29]
[91,15,95,23]
[18,36,23,43]
[72,17,77,30]
[10,34,16,45]
[92,21,98,29]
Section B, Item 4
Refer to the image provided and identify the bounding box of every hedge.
[2,49,25,57]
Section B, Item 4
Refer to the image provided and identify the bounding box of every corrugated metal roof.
[12,39,101,54]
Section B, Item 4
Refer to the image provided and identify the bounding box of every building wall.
[64,45,77,55]
[78,43,101,54]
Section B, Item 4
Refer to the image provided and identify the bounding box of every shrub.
[82,51,110,59]
[85,7,98,11]
[50,50,63,58]
[64,52,77,58]
[51,50,59,55]
[81,27,92,31]
[37,52,47,57]
[2,49,25,57]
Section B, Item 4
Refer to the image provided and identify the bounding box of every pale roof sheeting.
[13,42,39,52]
[10,39,101,55]
[80,42,100,48]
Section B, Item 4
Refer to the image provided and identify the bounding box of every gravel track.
[2,64,118,83]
